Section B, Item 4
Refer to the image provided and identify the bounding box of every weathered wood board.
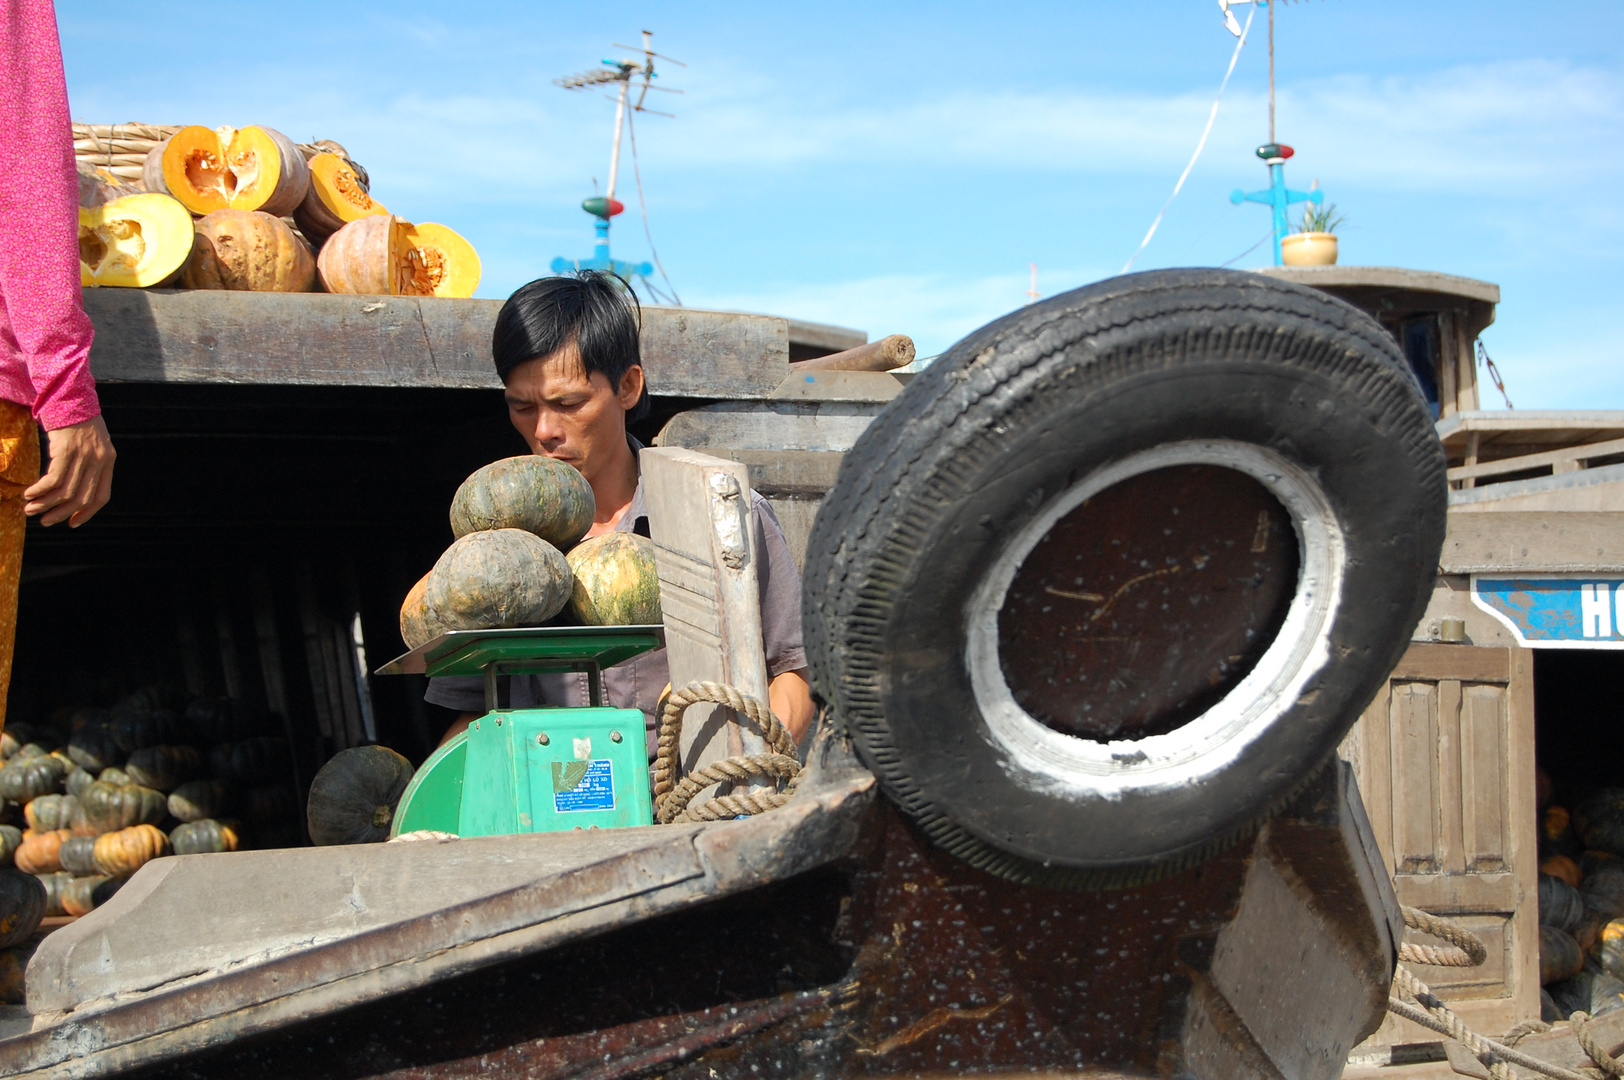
[640,448,771,781]
[83,290,789,398]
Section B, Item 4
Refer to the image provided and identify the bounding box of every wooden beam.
[1440,511,1624,573]
[1446,434,1624,482]
[84,290,789,398]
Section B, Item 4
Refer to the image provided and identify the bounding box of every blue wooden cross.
[1230,143,1323,266]
[551,197,653,281]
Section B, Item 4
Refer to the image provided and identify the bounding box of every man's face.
[503,344,645,486]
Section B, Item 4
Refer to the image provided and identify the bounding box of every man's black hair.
[492,271,648,421]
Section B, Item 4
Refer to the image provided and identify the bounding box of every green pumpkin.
[125,745,203,793]
[110,707,193,754]
[81,781,167,834]
[168,780,231,823]
[0,946,26,1004]
[307,746,415,845]
[67,723,123,773]
[171,818,240,856]
[243,786,299,825]
[64,767,96,800]
[421,529,572,635]
[449,455,595,550]
[35,870,72,917]
[208,737,291,786]
[24,794,85,833]
[58,835,98,876]
[0,754,68,802]
[0,869,45,948]
[566,532,663,626]
[0,826,20,868]
[97,766,132,787]
[90,875,126,908]
[184,697,258,746]
[61,874,109,917]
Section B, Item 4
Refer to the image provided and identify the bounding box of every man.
[427,273,814,761]
[0,0,118,730]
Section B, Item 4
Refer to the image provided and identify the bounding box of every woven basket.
[72,123,355,185]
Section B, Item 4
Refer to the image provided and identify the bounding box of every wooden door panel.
[1342,642,1537,1051]
[1461,683,1509,873]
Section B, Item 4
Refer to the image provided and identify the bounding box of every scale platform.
[375,626,666,837]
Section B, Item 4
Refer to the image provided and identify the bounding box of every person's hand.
[23,415,115,527]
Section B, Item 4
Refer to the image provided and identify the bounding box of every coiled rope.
[1390,905,1621,1080]
[653,681,801,823]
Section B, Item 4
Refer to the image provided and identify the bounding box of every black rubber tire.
[802,268,1446,889]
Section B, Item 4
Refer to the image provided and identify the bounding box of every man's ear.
[616,364,645,410]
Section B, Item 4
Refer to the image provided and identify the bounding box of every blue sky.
[59,1,1624,407]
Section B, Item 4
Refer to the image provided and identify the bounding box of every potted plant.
[1281,202,1345,266]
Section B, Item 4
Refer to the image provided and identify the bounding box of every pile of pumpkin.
[1535,781,1624,1020]
[398,456,662,651]
[0,690,298,995]
[76,122,478,297]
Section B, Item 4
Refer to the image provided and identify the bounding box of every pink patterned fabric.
[0,0,99,431]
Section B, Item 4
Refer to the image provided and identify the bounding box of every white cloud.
[686,265,1113,361]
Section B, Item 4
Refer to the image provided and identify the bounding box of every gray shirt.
[425,447,808,764]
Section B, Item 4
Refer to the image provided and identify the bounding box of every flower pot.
[1281,232,1338,266]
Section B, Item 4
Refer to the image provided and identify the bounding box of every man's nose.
[532,410,567,448]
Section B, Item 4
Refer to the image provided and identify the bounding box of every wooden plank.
[1446,434,1624,482]
[84,290,789,398]
[1440,511,1624,573]
[673,449,843,499]
[1390,644,1510,684]
[769,369,905,403]
[656,401,883,454]
[1459,684,1507,872]
[640,448,770,787]
[785,318,865,354]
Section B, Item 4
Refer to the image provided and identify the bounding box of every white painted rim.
[964,440,1346,801]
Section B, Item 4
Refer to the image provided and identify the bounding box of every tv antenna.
[1222,0,1324,265]
[551,31,685,297]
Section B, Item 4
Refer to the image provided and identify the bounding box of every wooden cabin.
[1260,267,1624,1074]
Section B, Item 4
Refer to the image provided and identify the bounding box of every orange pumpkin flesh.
[156,125,310,217]
[294,152,387,243]
[79,194,194,288]
[318,215,480,298]
[183,209,316,292]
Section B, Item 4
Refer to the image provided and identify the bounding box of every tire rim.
[965,440,1346,798]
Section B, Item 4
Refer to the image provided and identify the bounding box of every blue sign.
[551,759,617,813]
[1472,576,1624,650]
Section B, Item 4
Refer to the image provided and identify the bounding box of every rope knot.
[652,681,801,824]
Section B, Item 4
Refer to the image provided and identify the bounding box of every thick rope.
[1389,907,1603,1080]
[1399,904,1489,967]
[1573,1013,1624,1079]
[653,681,800,824]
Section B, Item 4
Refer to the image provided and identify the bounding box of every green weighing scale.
[375,625,665,837]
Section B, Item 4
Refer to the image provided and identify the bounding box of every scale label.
[552,759,616,813]
[1472,576,1624,650]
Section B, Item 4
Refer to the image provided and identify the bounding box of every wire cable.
[626,105,683,306]
[1120,4,1256,275]
[1219,228,1276,268]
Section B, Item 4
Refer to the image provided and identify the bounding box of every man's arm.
[769,668,814,745]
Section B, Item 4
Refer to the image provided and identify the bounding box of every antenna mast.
[551,32,685,286]
[1226,0,1323,265]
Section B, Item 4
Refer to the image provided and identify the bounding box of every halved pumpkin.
[78,194,193,288]
[294,152,387,243]
[317,215,480,298]
[148,125,310,217]
[183,209,316,292]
